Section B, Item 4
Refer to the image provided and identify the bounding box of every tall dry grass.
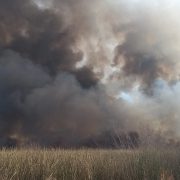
[0,148,179,180]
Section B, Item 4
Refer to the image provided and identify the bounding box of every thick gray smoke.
[0,0,180,147]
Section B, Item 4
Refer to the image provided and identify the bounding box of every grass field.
[0,148,179,180]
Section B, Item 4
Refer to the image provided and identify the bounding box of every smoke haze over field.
[0,0,180,147]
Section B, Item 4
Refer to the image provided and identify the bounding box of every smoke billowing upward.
[0,0,180,147]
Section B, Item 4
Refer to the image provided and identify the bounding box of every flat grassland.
[0,148,179,180]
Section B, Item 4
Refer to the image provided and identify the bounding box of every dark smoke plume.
[0,0,180,148]
[0,0,105,146]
